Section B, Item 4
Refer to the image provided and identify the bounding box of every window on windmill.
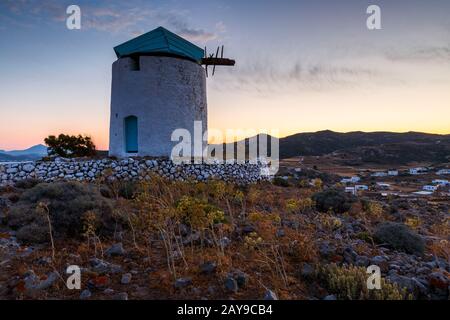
[129,56,140,71]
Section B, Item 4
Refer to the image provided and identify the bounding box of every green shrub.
[118,181,139,199]
[355,231,373,243]
[7,181,114,243]
[312,188,355,214]
[16,223,49,243]
[14,178,41,189]
[373,222,425,255]
[272,177,290,187]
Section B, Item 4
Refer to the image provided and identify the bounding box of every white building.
[344,186,356,195]
[340,176,360,184]
[376,182,391,189]
[432,179,449,186]
[409,167,427,175]
[413,191,433,196]
[423,185,438,192]
[436,169,450,175]
[371,172,388,177]
[355,185,369,191]
[388,170,398,176]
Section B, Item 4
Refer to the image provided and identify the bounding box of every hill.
[0,144,47,162]
[214,131,450,165]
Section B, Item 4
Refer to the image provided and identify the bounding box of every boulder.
[174,278,192,289]
[105,243,125,257]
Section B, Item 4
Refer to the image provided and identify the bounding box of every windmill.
[201,45,235,77]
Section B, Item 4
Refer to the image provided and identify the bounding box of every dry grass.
[1,172,447,300]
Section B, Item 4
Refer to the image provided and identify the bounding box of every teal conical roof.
[113,26,204,62]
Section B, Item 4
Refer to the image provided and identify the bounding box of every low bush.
[272,177,290,187]
[118,181,139,199]
[373,222,425,255]
[316,263,413,300]
[102,180,140,199]
[312,188,355,214]
[176,196,225,230]
[14,178,41,189]
[7,181,115,243]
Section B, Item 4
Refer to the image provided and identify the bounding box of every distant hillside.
[0,144,47,162]
[279,130,449,157]
[214,131,450,165]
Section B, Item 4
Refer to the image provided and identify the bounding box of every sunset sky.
[0,0,449,150]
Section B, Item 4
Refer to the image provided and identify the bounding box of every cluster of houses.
[341,176,368,195]
[423,179,450,192]
[368,167,450,177]
[370,170,398,177]
[436,168,450,175]
[341,167,450,197]
[409,169,449,195]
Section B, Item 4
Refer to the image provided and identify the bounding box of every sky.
[0,0,449,150]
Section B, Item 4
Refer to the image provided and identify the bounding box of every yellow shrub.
[317,263,413,300]
[365,201,383,218]
[176,195,225,230]
[249,212,281,224]
[405,217,422,230]
[244,231,263,249]
[286,199,299,213]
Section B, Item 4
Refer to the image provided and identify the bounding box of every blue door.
[124,116,138,153]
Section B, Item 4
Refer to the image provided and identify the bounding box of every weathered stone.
[6,168,18,174]
[89,258,122,274]
[174,277,192,289]
[121,273,132,285]
[105,243,125,257]
[22,164,35,173]
[80,289,92,299]
[200,262,217,275]
[264,290,278,300]
[355,256,370,267]
[219,237,231,248]
[24,271,59,292]
[301,263,315,279]
[224,277,238,293]
[113,292,129,300]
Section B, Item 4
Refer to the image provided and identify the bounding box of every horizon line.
[1,129,449,151]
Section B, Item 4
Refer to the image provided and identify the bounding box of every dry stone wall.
[0,158,269,186]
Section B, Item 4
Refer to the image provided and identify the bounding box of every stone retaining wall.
[0,158,270,186]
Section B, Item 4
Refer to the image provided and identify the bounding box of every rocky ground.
[0,171,448,300]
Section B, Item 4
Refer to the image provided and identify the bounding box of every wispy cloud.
[0,0,222,43]
[385,45,450,62]
[210,59,381,95]
[215,21,226,34]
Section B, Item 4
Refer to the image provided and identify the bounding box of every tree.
[44,134,96,158]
